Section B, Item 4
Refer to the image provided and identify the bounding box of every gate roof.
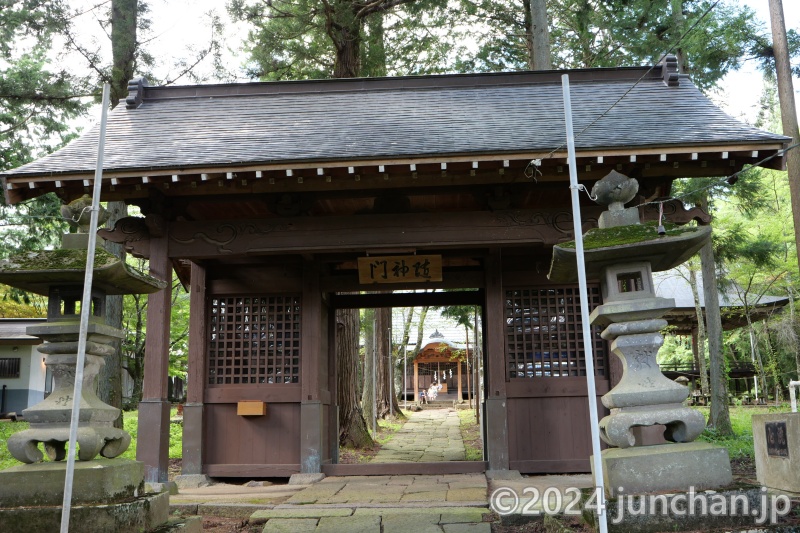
[1,59,789,206]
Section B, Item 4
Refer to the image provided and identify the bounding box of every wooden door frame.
[324,286,489,476]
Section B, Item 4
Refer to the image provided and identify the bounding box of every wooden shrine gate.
[182,250,610,477]
[3,64,784,481]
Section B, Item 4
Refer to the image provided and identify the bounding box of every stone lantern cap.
[0,246,167,296]
[547,223,711,283]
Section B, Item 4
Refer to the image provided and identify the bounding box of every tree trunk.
[376,307,403,419]
[473,306,480,423]
[99,201,127,428]
[791,288,800,377]
[747,313,769,399]
[529,0,551,70]
[362,309,375,433]
[111,0,138,105]
[687,267,709,396]
[123,292,146,405]
[522,0,534,70]
[102,0,137,427]
[700,239,733,435]
[670,0,687,76]
[337,308,374,448]
[761,321,782,401]
[768,0,800,279]
[415,305,430,353]
[333,27,361,78]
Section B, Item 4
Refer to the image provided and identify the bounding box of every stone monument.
[549,171,733,497]
[0,197,171,532]
[752,411,800,494]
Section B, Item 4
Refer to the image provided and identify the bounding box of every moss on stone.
[559,221,695,250]
[0,248,118,272]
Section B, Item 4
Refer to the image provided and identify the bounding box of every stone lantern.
[549,171,732,498]
[0,198,169,531]
[0,201,166,462]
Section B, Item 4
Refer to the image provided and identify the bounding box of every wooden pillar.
[457,358,463,401]
[182,261,206,475]
[413,361,419,401]
[137,231,172,483]
[300,259,324,473]
[327,306,338,464]
[485,248,509,471]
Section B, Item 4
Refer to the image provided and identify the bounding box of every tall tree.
[0,0,87,175]
[0,0,86,312]
[768,0,800,288]
[529,0,551,69]
[230,0,454,79]
[461,0,762,91]
[99,0,140,426]
[338,308,373,447]
[375,307,404,418]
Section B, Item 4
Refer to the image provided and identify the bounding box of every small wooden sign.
[766,421,789,458]
[358,255,442,284]
[237,400,267,416]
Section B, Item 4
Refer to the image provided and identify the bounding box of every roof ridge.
[126,66,665,106]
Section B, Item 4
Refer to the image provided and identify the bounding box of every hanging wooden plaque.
[358,255,442,284]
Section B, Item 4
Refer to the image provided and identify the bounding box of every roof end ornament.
[126,77,150,109]
[659,54,681,87]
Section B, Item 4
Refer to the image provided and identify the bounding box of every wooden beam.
[167,210,581,259]
[330,289,483,309]
[186,261,207,403]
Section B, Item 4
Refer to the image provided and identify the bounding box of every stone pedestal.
[753,412,800,494]
[0,458,169,532]
[593,442,732,497]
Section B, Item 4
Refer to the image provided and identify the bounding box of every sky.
[63,0,800,128]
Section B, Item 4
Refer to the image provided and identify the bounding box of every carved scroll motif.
[492,210,601,244]
[97,216,151,258]
[169,222,289,255]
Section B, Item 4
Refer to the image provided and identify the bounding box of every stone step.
[251,505,492,533]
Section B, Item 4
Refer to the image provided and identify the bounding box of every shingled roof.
[2,59,789,204]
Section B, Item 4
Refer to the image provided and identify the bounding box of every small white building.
[0,318,48,416]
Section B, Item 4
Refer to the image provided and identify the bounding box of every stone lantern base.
[0,459,169,532]
[592,442,733,498]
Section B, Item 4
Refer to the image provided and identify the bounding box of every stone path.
[253,474,490,532]
[372,408,466,463]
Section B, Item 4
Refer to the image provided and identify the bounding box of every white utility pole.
[562,74,608,533]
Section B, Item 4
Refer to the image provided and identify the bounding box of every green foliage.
[0,2,86,286]
[120,266,189,404]
[118,409,183,460]
[1,0,88,172]
[0,420,30,470]
[229,0,335,80]
[695,406,755,459]
[0,287,45,317]
[458,0,764,90]
[457,408,483,461]
[657,334,694,368]
[231,0,456,80]
[0,194,68,260]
